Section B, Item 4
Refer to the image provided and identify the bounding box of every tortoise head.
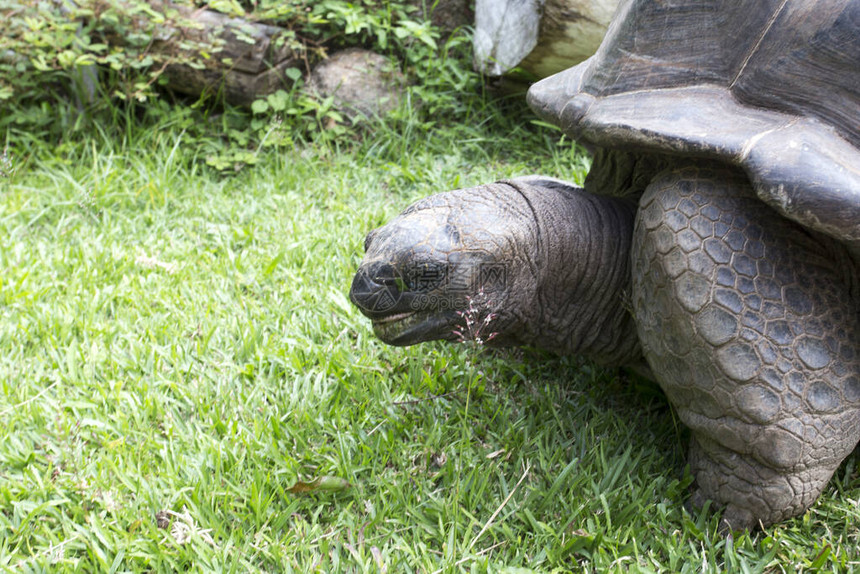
[349,183,539,346]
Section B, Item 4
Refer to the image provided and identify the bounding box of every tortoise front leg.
[632,164,860,529]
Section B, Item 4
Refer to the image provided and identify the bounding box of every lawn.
[1,100,858,572]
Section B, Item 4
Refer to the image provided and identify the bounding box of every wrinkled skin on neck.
[350,177,642,366]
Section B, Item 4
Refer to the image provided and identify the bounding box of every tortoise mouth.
[371,309,458,346]
[373,310,416,325]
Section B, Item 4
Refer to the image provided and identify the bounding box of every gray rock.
[473,0,617,77]
[306,49,405,118]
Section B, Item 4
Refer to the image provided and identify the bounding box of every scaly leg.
[632,165,860,529]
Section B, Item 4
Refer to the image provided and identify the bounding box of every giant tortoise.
[350,0,860,529]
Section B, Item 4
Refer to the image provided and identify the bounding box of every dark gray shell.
[528,0,860,253]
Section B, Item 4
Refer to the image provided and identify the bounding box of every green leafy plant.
[2,0,482,172]
[0,0,220,103]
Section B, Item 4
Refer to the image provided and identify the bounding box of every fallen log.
[153,5,299,106]
[473,0,618,78]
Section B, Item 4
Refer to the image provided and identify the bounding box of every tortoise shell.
[527,0,860,252]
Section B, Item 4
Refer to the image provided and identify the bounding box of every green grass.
[1,103,859,572]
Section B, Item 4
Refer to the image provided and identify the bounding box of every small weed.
[1,147,14,178]
[453,288,499,346]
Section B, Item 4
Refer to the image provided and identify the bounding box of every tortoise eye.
[363,229,378,252]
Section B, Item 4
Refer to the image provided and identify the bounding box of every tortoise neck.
[584,148,671,199]
[511,181,643,366]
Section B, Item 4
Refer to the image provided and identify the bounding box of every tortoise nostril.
[350,261,406,316]
[366,262,399,286]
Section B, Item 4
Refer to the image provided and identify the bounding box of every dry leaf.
[287,476,350,494]
[135,253,178,274]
